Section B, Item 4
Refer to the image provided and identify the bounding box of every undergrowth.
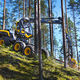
[0,46,80,80]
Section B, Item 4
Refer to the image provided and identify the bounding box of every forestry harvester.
[0,17,49,58]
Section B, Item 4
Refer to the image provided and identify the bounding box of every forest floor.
[0,46,80,80]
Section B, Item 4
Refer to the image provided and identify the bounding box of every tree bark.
[43,30,45,48]
[48,0,54,56]
[61,0,67,68]
[73,8,79,69]
[23,0,25,17]
[3,0,6,30]
[65,0,73,58]
[28,0,31,43]
[34,0,38,55]
[69,26,73,58]
[25,0,27,17]
[65,0,68,30]
[29,0,31,18]
[38,0,43,79]
[19,0,20,18]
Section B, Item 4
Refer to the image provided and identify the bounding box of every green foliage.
[68,0,80,15]
[68,17,74,29]
[76,0,80,14]
[68,17,78,47]
[41,24,49,48]
[59,54,63,64]
[5,8,10,29]
[9,45,13,51]
[68,0,77,9]
[42,51,47,60]
[11,0,23,23]
[41,0,48,17]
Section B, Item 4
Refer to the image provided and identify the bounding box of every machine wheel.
[0,38,11,46]
[68,58,77,68]
[13,42,21,52]
[41,49,49,60]
[0,38,4,46]
[24,45,33,56]
[13,41,25,52]
[4,38,11,46]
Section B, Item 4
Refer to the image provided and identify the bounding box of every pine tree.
[25,0,27,17]
[0,1,3,29]
[48,0,54,56]
[68,18,74,58]
[38,0,43,79]
[23,0,25,17]
[68,0,79,69]
[3,0,6,30]
[61,0,67,68]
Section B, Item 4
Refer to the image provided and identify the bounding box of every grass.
[0,46,80,80]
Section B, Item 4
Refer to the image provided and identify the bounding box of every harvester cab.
[15,17,33,39]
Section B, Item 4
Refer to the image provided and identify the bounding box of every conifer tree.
[3,0,6,30]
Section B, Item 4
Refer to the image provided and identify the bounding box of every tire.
[23,45,33,56]
[13,42,21,52]
[4,37,11,46]
[41,49,49,60]
[68,58,77,68]
[0,37,11,46]
[13,41,26,52]
[0,38,4,46]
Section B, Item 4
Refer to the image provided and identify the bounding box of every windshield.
[23,22,33,34]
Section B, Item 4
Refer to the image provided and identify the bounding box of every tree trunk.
[43,30,45,48]
[69,26,73,58]
[3,0,6,30]
[61,0,67,68]
[34,0,38,55]
[73,8,79,69]
[25,0,27,17]
[48,0,54,56]
[23,0,25,17]
[65,0,73,58]
[65,0,68,30]
[19,0,20,18]
[38,0,43,80]
[28,0,31,43]
[29,0,31,18]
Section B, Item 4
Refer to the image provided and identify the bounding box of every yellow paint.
[24,47,31,55]
[0,40,4,46]
[48,21,51,23]
[16,21,19,26]
[71,58,77,64]
[24,20,28,22]
[21,31,25,33]
[15,25,32,38]
[65,28,68,34]
[15,29,25,33]
[17,30,20,32]
[25,34,32,38]
[68,58,77,68]
[14,43,20,51]
[0,30,10,37]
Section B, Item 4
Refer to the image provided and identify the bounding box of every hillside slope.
[0,46,80,80]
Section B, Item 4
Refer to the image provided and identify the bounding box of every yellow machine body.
[0,30,10,37]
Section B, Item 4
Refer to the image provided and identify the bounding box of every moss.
[0,46,80,80]
[0,75,4,80]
